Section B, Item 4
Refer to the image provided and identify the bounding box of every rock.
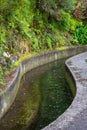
[3,52,10,58]
[0,57,7,65]
[10,56,18,63]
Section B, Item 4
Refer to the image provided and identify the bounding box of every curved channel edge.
[0,46,87,130]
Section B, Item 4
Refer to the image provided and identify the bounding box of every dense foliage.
[0,0,87,86]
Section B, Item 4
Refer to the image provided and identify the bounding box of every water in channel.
[0,59,73,130]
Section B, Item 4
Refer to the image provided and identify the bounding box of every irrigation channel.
[0,58,74,130]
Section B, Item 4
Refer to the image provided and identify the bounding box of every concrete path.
[66,52,87,130]
[42,52,87,130]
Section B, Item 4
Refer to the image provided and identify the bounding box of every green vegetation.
[0,0,87,87]
[73,25,87,45]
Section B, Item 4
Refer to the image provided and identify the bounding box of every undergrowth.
[0,0,87,88]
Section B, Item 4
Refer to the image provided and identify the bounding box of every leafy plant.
[46,36,52,49]
[59,0,76,12]
[73,25,87,45]
[0,44,6,57]
[58,10,71,31]
[70,18,82,31]
[0,26,6,44]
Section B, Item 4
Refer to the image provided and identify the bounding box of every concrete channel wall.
[0,46,87,129]
[42,51,87,130]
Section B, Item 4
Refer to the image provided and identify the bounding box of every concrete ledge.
[42,52,87,130]
[0,46,87,128]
